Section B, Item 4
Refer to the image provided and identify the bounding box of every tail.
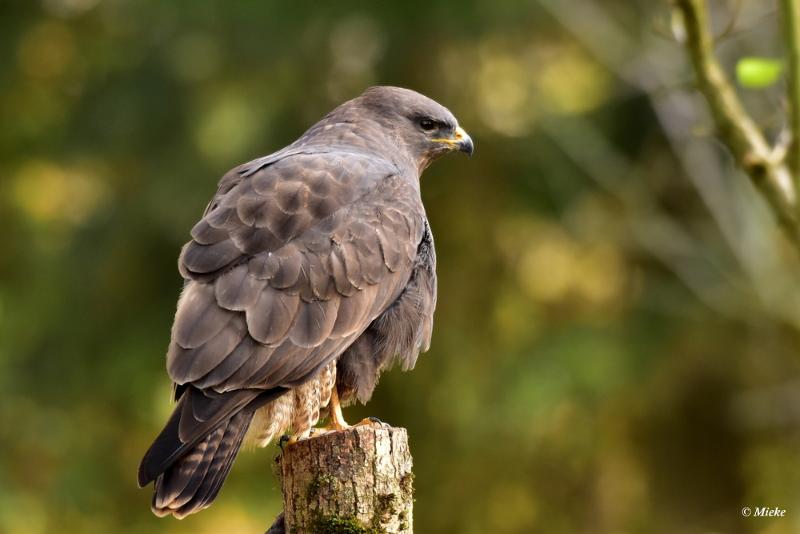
[138,386,285,518]
[151,409,253,518]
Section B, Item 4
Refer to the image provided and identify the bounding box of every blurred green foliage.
[3,0,800,532]
[737,57,783,89]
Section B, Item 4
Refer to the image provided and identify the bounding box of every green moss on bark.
[310,513,376,534]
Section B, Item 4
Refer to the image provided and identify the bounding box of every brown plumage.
[138,86,473,518]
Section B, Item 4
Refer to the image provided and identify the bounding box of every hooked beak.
[454,126,474,157]
[432,126,474,157]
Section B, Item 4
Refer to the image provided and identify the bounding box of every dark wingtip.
[137,393,187,488]
[138,447,162,487]
[138,439,169,487]
[137,464,151,488]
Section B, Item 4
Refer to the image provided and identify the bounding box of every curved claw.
[307,427,332,439]
[355,416,384,428]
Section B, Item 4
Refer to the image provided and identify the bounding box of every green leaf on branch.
[736,57,783,89]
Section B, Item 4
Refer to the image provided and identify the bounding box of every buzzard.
[138,86,473,518]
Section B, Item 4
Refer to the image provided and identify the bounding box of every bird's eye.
[419,118,436,131]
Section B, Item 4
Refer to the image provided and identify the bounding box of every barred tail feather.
[139,386,287,518]
[151,410,253,518]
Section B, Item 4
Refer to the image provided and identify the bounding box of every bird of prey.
[137,86,473,518]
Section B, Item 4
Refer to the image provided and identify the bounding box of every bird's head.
[351,86,474,171]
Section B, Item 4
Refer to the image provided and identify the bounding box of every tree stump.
[270,424,414,533]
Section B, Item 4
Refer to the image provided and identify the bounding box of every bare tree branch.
[538,0,800,328]
[782,0,800,183]
[672,0,800,250]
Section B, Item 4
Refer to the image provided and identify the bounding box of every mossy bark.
[274,424,413,533]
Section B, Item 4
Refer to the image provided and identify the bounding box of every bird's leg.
[312,388,383,435]
[307,387,351,436]
[328,389,383,428]
[328,388,386,428]
[328,387,350,431]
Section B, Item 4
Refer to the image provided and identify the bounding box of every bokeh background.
[3,0,800,532]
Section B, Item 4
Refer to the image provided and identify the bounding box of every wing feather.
[190,219,229,245]
[180,240,241,276]
[225,341,304,390]
[192,336,263,389]
[269,246,302,288]
[330,283,378,338]
[172,283,237,349]
[168,315,247,383]
[288,298,340,348]
[214,264,264,311]
[245,286,300,345]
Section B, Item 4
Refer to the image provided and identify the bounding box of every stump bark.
[271,424,414,533]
